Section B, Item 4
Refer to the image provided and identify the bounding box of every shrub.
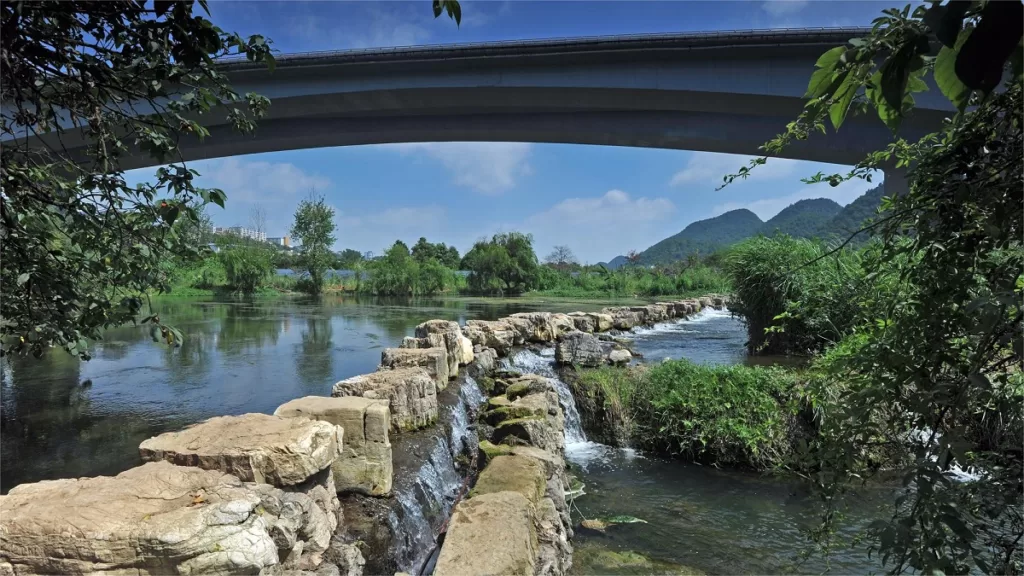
[218,245,274,294]
[725,235,864,355]
[575,360,801,469]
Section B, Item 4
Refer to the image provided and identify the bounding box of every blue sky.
[130,1,894,263]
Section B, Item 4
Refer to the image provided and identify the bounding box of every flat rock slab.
[275,396,393,496]
[0,461,280,575]
[473,455,546,505]
[139,413,341,487]
[332,367,438,433]
[380,347,450,389]
[435,491,538,576]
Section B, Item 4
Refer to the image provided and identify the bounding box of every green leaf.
[16,273,30,286]
[829,76,858,130]
[935,31,972,111]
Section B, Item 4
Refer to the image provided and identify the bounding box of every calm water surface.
[0,295,629,491]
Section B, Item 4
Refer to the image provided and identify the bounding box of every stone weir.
[0,297,726,576]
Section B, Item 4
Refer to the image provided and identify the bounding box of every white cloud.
[518,190,676,264]
[670,152,800,188]
[197,158,331,202]
[125,158,332,237]
[762,0,810,17]
[337,206,448,255]
[711,176,878,220]
[387,142,533,195]
[285,4,432,49]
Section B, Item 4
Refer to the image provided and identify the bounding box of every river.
[1,296,887,574]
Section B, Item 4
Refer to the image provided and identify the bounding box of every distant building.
[267,236,291,247]
[213,226,266,242]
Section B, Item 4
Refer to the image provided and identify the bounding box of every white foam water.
[630,307,733,336]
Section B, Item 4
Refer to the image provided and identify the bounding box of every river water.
[1,297,887,574]
[502,309,890,575]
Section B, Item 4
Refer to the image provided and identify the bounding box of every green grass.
[576,360,802,469]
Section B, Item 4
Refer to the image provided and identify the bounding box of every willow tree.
[723,2,1022,573]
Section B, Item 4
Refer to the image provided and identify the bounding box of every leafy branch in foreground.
[1,1,275,358]
[721,1,1023,572]
[719,1,1022,192]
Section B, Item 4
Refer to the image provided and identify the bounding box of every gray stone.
[0,461,339,575]
[275,396,392,496]
[555,332,605,367]
[332,368,438,433]
[139,413,342,487]
[435,492,538,576]
[380,347,450,389]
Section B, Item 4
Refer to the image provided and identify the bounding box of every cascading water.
[502,348,587,444]
[387,377,484,574]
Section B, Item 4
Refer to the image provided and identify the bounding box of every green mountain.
[615,186,888,266]
[817,184,886,243]
[762,198,842,238]
[637,209,763,265]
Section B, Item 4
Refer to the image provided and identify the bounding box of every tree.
[462,232,539,294]
[544,245,578,271]
[0,1,274,358]
[720,3,1023,573]
[412,236,461,268]
[335,249,363,270]
[290,193,337,294]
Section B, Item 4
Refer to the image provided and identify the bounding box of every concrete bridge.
[11,28,951,171]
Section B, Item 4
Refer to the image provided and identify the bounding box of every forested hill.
[634,209,763,265]
[817,184,886,243]
[605,185,886,266]
[762,198,842,238]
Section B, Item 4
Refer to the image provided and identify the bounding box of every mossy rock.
[478,440,514,463]
[477,376,497,394]
[491,415,545,447]
[482,405,542,426]
[488,396,512,409]
[470,455,546,504]
[505,382,531,401]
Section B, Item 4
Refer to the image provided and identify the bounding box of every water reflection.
[1,295,644,492]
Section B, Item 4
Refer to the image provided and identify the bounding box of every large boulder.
[0,461,335,575]
[566,312,596,333]
[504,312,574,343]
[549,314,576,339]
[492,390,565,453]
[415,319,474,367]
[601,307,641,330]
[139,413,341,487]
[699,296,713,309]
[331,367,438,433]
[275,396,392,497]
[468,347,498,378]
[380,347,450,389]
[555,332,606,367]
[434,492,538,576]
[462,319,519,355]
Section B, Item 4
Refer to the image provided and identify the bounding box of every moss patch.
[505,382,532,401]
[482,405,542,426]
[488,396,512,409]
[470,455,546,504]
[478,440,513,463]
[571,543,706,576]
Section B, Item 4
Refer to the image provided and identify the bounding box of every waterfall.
[387,377,484,574]
[502,348,588,445]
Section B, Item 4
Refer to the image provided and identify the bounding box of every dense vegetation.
[573,361,802,470]
[717,3,1024,572]
[725,235,867,355]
